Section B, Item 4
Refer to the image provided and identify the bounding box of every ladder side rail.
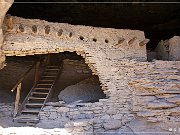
[11,61,37,92]
[17,62,45,116]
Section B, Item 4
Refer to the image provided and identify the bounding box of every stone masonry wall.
[2,16,148,61]
[129,60,180,131]
[38,59,136,133]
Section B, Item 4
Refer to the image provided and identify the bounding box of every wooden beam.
[13,83,21,117]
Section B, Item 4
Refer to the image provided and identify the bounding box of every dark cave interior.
[7,0,180,50]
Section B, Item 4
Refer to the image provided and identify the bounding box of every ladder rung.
[42,76,56,77]
[32,92,49,95]
[28,97,46,100]
[26,103,43,106]
[39,80,54,81]
[44,71,57,73]
[47,66,58,67]
[44,73,57,75]
[22,109,40,113]
[34,88,51,90]
[46,69,59,71]
[37,84,53,86]
[15,115,38,119]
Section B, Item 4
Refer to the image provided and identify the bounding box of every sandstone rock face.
[0,0,13,69]
[167,95,180,105]
[156,36,180,60]
[58,76,106,103]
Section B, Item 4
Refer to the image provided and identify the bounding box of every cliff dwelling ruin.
[0,0,180,134]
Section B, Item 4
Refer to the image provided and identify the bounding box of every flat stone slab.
[147,100,177,109]
[167,95,180,105]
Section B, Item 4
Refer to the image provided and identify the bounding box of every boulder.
[58,76,105,103]
[103,119,122,130]
[156,36,180,60]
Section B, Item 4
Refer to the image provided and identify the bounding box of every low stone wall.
[39,98,134,132]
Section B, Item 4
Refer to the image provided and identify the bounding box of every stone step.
[14,115,39,123]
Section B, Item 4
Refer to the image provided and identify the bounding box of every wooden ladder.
[13,65,62,124]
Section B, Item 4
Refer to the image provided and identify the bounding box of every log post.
[13,83,21,117]
[35,61,40,83]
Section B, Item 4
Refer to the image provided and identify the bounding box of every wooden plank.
[28,97,46,100]
[13,83,21,117]
[39,80,54,81]
[22,109,40,113]
[46,68,59,71]
[43,72,57,75]
[37,84,53,86]
[32,92,49,95]
[34,88,51,90]
[26,103,44,106]
[42,76,56,77]
[47,66,58,68]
